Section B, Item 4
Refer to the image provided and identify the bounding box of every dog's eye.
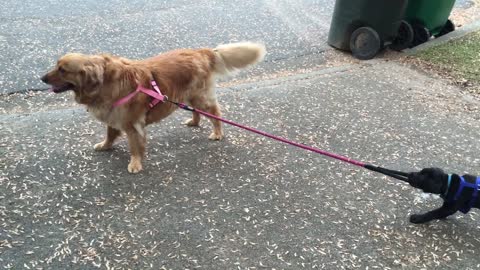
[58,67,66,74]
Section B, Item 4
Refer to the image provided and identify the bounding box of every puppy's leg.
[125,124,146,174]
[183,111,201,127]
[410,202,458,224]
[94,126,121,151]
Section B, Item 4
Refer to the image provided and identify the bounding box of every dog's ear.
[82,56,105,88]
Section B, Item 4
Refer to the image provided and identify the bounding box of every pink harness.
[112,80,167,108]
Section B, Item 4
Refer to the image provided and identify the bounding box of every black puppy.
[408,167,480,224]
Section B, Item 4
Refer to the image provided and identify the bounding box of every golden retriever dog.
[41,42,266,173]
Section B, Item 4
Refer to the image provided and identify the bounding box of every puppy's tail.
[213,42,266,75]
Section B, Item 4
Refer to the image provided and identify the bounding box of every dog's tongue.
[50,86,60,93]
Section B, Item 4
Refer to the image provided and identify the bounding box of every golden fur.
[41,42,266,173]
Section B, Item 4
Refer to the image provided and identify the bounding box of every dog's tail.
[213,42,266,75]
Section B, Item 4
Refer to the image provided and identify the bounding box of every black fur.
[408,167,479,224]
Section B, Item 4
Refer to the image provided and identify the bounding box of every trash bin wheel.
[390,20,414,51]
[349,27,382,60]
[435,19,455,38]
[411,22,430,47]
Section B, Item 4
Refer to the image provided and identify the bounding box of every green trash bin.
[405,0,456,47]
[328,0,411,60]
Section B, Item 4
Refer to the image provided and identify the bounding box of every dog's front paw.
[94,141,113,151]
[409,214,428,224]
[128,159,143,174]
[208,132,224,141]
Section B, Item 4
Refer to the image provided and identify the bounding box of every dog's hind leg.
[94,126,121,151]
[204,103,224,140]
[189,99,224,140]
[183,111,201,127]
[410,202,458,224]
[187,91,224,140]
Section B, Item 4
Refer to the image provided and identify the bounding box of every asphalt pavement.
[1,61,480,269]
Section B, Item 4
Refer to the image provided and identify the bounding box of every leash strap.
[363,165,409,181]
[168,100,409,182]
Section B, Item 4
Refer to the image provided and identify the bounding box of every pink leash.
[178,103,366,167]
[113,80,409,181]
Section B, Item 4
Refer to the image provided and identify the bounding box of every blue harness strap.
[441,174,452,199]
[453,176,480,214]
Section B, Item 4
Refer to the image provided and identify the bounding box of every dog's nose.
[41,74,49,84]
